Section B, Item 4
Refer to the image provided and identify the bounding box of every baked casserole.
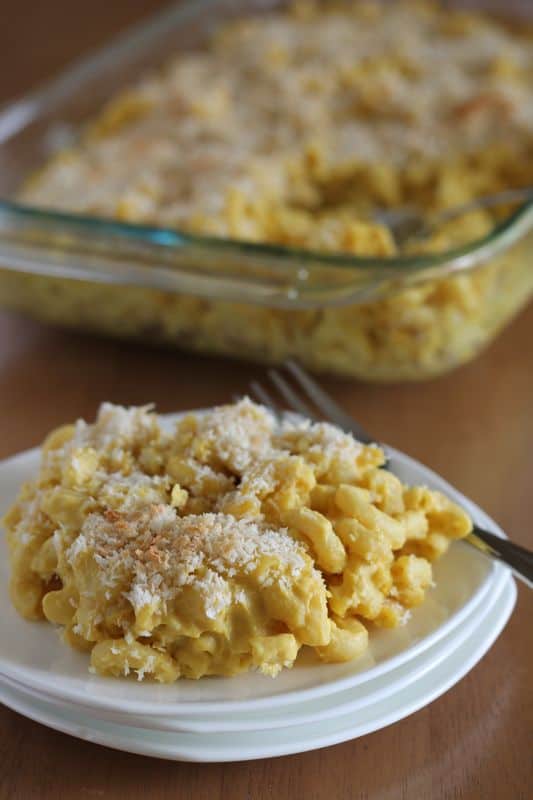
[1,0,532,379]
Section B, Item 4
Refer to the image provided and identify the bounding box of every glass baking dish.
[0,0,532,381]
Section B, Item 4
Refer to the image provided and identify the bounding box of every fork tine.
[285,359,374,443]
[267,369,320,421]
[249,380,282,415]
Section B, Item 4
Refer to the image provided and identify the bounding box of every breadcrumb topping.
[69,505,307,613]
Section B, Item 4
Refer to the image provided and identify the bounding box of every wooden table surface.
[1,3,532,798]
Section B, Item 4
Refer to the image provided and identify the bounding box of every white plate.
[1,562,510,733]
[0,577,516,761]
[0,425,505,716]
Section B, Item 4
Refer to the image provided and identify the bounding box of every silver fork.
[249,360,533,588]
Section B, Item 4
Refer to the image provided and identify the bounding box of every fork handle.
[466,527,533,588]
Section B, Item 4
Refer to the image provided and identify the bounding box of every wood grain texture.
[0,2,532,798]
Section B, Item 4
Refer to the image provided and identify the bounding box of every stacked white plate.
[0,440,516,762]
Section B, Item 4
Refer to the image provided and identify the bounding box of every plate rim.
[0,577,517,762]
[0,564,511,733]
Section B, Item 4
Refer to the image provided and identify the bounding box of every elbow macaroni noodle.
[4,400,472,681]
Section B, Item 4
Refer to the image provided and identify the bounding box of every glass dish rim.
[1,199,532,275]
[0,0,532,278]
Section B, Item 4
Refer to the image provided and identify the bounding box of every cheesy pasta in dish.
[22,0,533,249]
[9,0,533,380]
[4,400,472,681]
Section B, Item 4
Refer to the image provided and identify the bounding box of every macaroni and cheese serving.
[4,400,472,681]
